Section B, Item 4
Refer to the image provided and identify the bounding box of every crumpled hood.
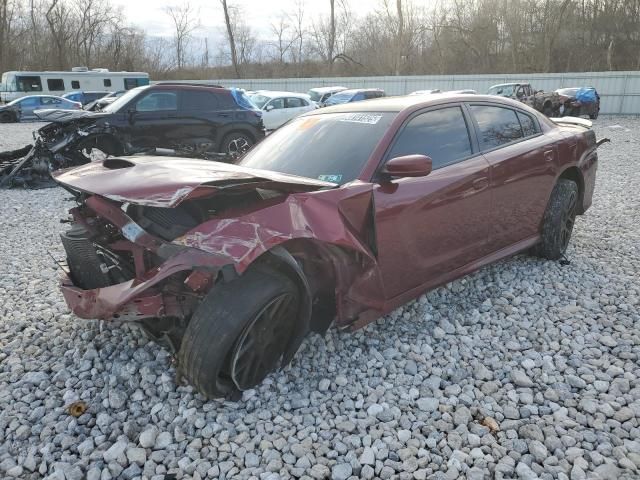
[34,109,109,123]
[53,156,337,207]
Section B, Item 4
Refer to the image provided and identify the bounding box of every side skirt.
[350,234,540,330]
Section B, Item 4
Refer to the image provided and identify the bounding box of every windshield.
[324,91,355,106]
[249,94,271,109]
[238,112,396,185]
[487,85,516,96]
[102,86,148,113]
[307,90,322,102]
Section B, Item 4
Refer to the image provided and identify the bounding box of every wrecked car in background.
[54,94,607,399]
[0,83,265,188]
[556,87,600,119]
[487,83,561,116]
[0,95,81,123]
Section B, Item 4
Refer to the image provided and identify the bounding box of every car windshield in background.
[487,85,515,96]
[308,90,322,102]
[238,112,396,185]
[249,94,271,109]
[101,87,147,113]
[324,91,355,106]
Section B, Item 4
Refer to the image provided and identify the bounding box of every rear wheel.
[533,179,579,260]
[220,132,253,156]
[178,267,301,399]
[589,108,599,120]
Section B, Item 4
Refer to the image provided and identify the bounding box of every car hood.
[53,156,338,207]
[34,109,109,122]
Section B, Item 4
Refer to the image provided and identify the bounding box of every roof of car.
[316,93,528,113]
[490,83,529,88]
[250,91,311,99]
[309,86,348,93]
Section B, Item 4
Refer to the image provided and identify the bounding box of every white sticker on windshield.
[340,113,382,125]
[318,174,343,183]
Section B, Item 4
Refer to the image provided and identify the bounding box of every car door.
[262,97,286,129]
[175,90,223,150]
[285,97,310,121]
[468,104,556,250]
[126,90,179,149]
[373,105,492,299]
[17,97,40,120]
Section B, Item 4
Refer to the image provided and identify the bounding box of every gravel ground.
[0,117,638,480]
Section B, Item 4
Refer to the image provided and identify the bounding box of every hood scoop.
[103,158,135,170]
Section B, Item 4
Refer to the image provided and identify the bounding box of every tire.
[219,132,253,156]
[60,225,112,289]
[178,266,301,399]
[533,179,579,260]
[0,112,15,123]
[589,108,599,120]
[542,103,553,117]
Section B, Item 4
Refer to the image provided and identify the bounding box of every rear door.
[176,90,224,150]
[468,104,556,250]
[373,105,492,299]
[127,89,179,149]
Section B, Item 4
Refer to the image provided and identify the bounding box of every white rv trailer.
[0,67,149,103]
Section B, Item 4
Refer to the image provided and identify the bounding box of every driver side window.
[386,107,473,170]
[135,92,177,112]
[266,98,285,110]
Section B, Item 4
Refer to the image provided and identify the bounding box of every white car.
[408,89,442,95]
[249,91,316,130]
[307,86,348,106]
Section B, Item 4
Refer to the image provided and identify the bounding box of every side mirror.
[265,104,274,112]
[382,154,432,179]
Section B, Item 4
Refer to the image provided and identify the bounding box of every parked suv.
[36,83,265,156]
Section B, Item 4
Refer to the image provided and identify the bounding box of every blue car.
[62,91,110,106]
[0,95,81,123]
[324,88,385,106]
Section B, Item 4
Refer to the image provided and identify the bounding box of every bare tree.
[220,0,240,77]
[165,2,199,69]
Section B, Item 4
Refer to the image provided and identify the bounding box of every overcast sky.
[110,0,381,38]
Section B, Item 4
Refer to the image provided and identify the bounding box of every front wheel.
[178,267,301,399]
[0,112,15,123]
[532,179,578,260]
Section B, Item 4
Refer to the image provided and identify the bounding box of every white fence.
[168,71,640,115]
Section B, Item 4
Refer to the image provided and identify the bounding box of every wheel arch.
[557,166,585,214]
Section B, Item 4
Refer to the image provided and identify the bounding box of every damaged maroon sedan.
[54,94,606,399]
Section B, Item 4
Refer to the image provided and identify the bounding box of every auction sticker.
[339,113,382,125]
[318,174,343,183]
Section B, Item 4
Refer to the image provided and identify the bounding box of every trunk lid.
[53,155,337,207]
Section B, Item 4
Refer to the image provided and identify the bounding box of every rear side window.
[517,111,539,137]
[47,79,64,91]
[471,105,523,150]
[286,97,305,108]
[104,79,112,87]
[387,106,472,169]
[71,80,80,89]
[181,91,219,111]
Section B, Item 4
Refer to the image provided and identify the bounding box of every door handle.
[472,177,489,190]
[544,150,554,162]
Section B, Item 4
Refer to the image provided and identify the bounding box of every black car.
[556,87,600,119]
[36,83,266,156]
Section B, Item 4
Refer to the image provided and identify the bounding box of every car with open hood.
[54,93,607,399]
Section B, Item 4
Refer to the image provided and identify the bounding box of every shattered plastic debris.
[66,401,88,417]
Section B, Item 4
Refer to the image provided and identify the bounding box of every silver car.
[0,95,81,123]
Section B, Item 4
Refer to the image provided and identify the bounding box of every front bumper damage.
[60,195,232,321]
